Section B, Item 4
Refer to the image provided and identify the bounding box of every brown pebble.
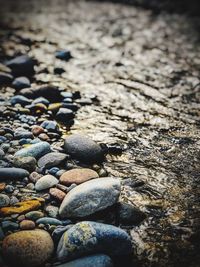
[20,220,35,230]
[29,172,42,183]
[0,183,6,192]
[49,188,66,201]
[39,133,49,141]
[31,125,45,136]
[17,214,26,222]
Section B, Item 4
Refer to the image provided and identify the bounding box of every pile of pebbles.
[0,53,146,267]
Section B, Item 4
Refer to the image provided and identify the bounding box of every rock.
[0,183,6,192]
[56,108,74,123]
[0,149,5,159]
[2,229,54,267]
[14,129,33,139]
[0,199,43,216]
[31,125,45,136]
[36,217,62,226]
[12,76,30,90]
[33,97,49,106]
[35,175,59,191]
[52,224,73,243]
[25,211,44,221]
[55,254,113,267]
[57,221,132,262]
[55,50,72,61]
[15,141,51,159]
[29,172,42,183]
[59,177,121,218]
[0,72,13,85]
[13,156,36,172]
[38,133,49,141]
[64,134,104,163]
[0,194,10,207]
[6,55,36,77]
[41,120,59,132]
[2,221,19,232]
[60,168,99,185]
[10,95,31,106]
[37,152,67,169]
[20,220,35,230]
[5,185,14,193]
[117,202,146,226]
[54,67,65,75]
[0,168,29,181]
[45,205,59,218]
[49,188,66,201]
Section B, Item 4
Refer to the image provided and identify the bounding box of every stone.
[12,76,30,90]
[5,185,14,193]
[29,172,42,183]
[38,133,49,141]
[56,108,74,122]
[36,217,62,226]
[6,55,36,77]
[13,156,36,172]
[2,230,54,267]
[0,194,10,207]
[64,134,104,163]
[41,120,59,132]
[0,183,6,192]
[49,188,66,201]
[14,129,33,139]
[10,95,31,106]
[57,221,132,262]
[37,152,67,169]
[60,168,99,185]
[2,221,19,232]
[31,125,45,136]
[0,71,13,85]
[35,175,59,191]
[0,199,43,216]
[59,177,121,218]
[117,202,147,226]
[55,254,113,267]
[52,224,73,243]
[55,50,72,61]
[45,205,59,218]
[20,220,35,230]
[25,211,44,221]
[15,141,51,159]
[0,168,29,181]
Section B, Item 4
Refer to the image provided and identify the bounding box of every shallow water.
[0,1,200,266]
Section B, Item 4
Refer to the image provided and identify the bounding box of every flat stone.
[15,141,51,159]
[13,156,36,172]
[59,177,121,218]
[35,175,59,191]
[20,85,61,101]
[64,134,104,163]
[10,95,32,106]
[0,194,10,207]
[37,152,67,169]
[56,254,113,267]
[2,230,54,267]
[6,55,36,77]
[0,199,43,216]
[36,217,62,226]
[60,168,99,185]
[0,168,29,181]
[57,221,132,262]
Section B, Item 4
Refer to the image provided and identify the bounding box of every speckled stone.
[35,175,58,191]
[37,152,67,169]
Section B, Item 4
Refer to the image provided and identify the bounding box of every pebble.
[12,76,30,90]
[25,211,44,221]
[52,224,73,242]
[0,194,10,207]
[35,174,59,191]
[45,205,59,218]
[29,172,42,183]
[20,219,35,230]
[15,141,51,159]
[0,149,5,159]
[1,221,19,232]
[5,185,14,193]
[36,217,62,226]
[13,156,36,172]
[49,188,66,201]
[31,125,45,135]
[14,129,33,139]
[56,108,74,122]
[59,177,121,218]
[37,152,67,169]
[41,120,59,132]
[0,168,29,181]
[0,71,13,85]
[57,221,132,262]
[2,230,54,267]
[10,95,31,106]
[0,183,6,192]
[48,167,60,175]
[60,168,99,185]
[55,50,72,61]
[64,134,104,163]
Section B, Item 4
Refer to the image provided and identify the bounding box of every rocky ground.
[0,0,200,267]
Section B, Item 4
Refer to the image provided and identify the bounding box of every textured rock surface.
[15,142,51,159]
[60,168,99,185]
[35,174,58,191]
[2,230,54,267]
[64,134,104,163]
[59,177,121,218]
[57,221,132,261]
[37,152,67,168]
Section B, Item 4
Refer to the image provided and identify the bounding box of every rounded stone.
[0,194,10,207]
[37,152,67,169]
[60,168,99,185]
[49,188,66,201]
[0,168,29,181]
[55,254,113,267]
[20,220,35,230]
[36,217,62,226]
[64,134,104,163]
[25,211,44,221]
[35,175,59,191]
[59,177,121,218]
[12,76,30,90]
[13,156,36,172]
[15,141,51,159]
[31,125,45,136]
[57,221,132,262]
[2,229,54,267]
